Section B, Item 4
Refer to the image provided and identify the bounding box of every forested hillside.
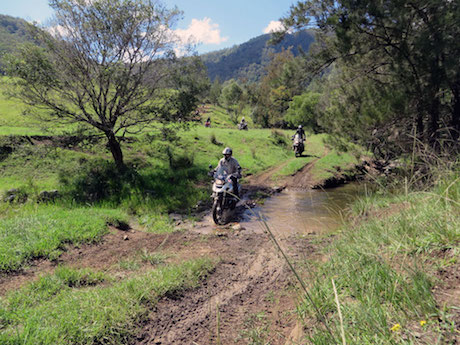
[0,13,313,84]
[0,15,37,72]
[200,30,314,82]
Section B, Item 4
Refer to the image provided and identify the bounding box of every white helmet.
[298,125,302,129]
[222,147,232,155]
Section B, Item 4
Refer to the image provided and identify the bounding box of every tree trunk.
[106,132,125,171]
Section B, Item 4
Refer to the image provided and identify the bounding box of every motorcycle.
[237,122,248,130]
[292,133,305,157]
[208,165,240,225]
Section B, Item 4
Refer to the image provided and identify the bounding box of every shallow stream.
[240,183,366,236]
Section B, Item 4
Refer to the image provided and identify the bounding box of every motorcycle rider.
[215,147,242,197]
[292,125,306,153]
[295,125,306,140]
[238,117,248,130]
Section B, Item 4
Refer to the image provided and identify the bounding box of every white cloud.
[263,20,284,34]
[174,17,228,45]
[47,25,71,37]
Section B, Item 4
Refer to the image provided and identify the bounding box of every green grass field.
[0,205,129,272]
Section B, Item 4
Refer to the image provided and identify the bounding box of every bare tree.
[5,0,187,170]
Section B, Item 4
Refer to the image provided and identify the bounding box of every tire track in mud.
[245,158,296,187]
[136,231,302,345]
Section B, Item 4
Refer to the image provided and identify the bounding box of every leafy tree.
[163,56,210,123]
[251,49,299,127]
[220,80,243,123]
[279,0,460,153]
[3,0,199,170]
[285,91,321,132]
[319,69,409,159]
[208,76,222,105]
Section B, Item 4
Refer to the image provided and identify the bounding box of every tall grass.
[297,172,459,344]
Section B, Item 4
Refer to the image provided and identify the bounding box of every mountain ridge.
[0,14,314,82]
[200,30,314,82]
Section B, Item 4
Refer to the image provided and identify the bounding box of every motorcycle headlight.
[215,179,224,186]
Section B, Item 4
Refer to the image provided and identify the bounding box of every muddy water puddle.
[240,183,365,236]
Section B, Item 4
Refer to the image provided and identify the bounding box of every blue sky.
[1,0,297,54]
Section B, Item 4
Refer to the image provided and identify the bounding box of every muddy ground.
[0,161,458,344]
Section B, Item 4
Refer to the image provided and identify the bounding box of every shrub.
[210,133,223,146]
[269,129,289,147]
[58,159,141,203]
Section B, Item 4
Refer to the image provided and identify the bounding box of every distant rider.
[216,147,242,197]
[205,117,211,127]
[292,125,306,150]
[239,117,247,129]
[295,125,306,140]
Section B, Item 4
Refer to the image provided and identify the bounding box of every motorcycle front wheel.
[212,199,226,225]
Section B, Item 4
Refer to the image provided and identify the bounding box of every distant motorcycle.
[292,133,305,157]
[237,122,248,130]
[208,165,240,225]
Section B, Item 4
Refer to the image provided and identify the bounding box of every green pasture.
[0,78,87,135]
[198,104,254,128]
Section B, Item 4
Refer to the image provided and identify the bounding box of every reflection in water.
[241,183,365,236]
